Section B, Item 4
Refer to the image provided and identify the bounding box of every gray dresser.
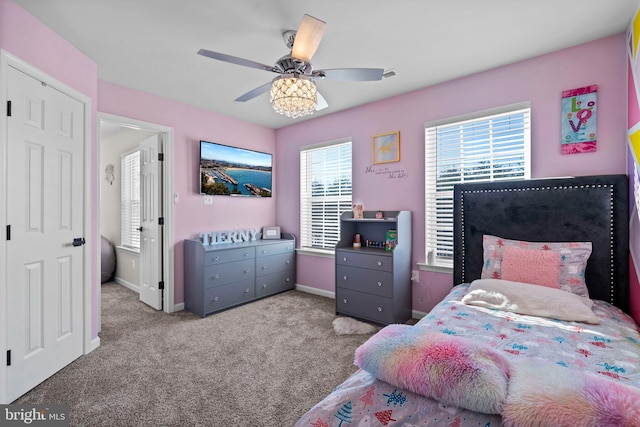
[184,234,295,317]
[335,211,411,324]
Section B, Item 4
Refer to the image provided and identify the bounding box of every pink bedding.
[295,284,640,427]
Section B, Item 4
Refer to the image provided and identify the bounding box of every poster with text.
[561,85,597,154]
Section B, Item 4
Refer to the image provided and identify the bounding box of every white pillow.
[462,279,599,324]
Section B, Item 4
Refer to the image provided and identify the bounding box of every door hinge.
[7,100,11,117]
[158,217,164,225]
[158,152,164,161]
[6,350,11,367]
[6,225,10,241]
[158,281,165,290]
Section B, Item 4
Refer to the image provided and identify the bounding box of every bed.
[295,174,640,427]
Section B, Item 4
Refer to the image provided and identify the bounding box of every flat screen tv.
[199,140,273,197]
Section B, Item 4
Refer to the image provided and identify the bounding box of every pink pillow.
[481,235,592,297]
[501,246,561,288]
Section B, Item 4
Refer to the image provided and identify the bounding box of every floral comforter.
[294,284,640,427]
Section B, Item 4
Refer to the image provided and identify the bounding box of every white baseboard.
[114,276,140,293]
[295,284,335,299]
[295,284,427,320]
[412,310,427,320]
[88,336,100,353]
[173,302,185,312]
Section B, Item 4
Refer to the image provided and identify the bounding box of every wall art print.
[372,131,400,164]
[561,85,597,154]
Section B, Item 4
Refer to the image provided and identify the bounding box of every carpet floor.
[14,283,377,426]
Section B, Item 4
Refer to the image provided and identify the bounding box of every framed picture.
[262,226,281,239]
[372,131,400,164]
[561,85,597,155]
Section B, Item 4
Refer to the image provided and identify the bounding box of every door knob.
[137,226,143,232]
[72,237,86,247]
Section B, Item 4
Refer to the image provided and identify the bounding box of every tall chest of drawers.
[335,211,411,324]
[184,234,295,317]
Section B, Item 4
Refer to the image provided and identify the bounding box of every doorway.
[98,113,175,326]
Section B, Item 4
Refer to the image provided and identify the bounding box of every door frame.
[97,113,175,320]
[0,50,94,404]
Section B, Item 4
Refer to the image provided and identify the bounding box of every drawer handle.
[212,296,219,302]
[343,257,347,262]
[244,252,250,257]
[211,274,219,279]
[262,266,268,270]
[214,256,219,261]
[343,299,348,304]
[286,260,290,264]
[377,261,382,266]
[263,284,268,288]
[343,275,347,280]
[244,269,249,273]
[245,288,250,293]
[262,250,268,254]
[377,281,382,287]
[286,277,290,282]
[378,307,383,312]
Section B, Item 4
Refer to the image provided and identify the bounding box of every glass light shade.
[270,74,317,118]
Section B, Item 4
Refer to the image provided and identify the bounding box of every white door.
[139,135,163,310]
[5,66,84,402]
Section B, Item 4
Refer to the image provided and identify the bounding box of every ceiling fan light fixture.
[270,74,317,118]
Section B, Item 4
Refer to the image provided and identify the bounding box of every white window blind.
[425,105,531,268]
[121,150,141,249]
[300,140,352,250]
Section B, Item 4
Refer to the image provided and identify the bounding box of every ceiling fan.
[197,14,386,117]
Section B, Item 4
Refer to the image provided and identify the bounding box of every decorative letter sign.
[561,85,597,154]
[199,228,259,245]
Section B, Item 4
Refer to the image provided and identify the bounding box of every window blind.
[300,141,352,250]
[121,150,141,249]
[425,106,531,268]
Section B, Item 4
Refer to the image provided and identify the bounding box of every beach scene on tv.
[200,141,273,197]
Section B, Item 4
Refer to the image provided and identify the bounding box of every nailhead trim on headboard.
[458,183,616,306]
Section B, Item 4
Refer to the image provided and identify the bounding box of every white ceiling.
[13,1,636,129]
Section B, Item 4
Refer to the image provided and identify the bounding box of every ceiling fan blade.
[291,14,326,63]
[234,82,272,102]
[316,91,328,111]
[316,68,384,81]
[198,49,275,73]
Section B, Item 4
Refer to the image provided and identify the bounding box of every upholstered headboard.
[453,175,629,313]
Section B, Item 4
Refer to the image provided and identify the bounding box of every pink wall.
[3,0,636,332]
[0,0,101,337]
[97,81,277,305]
[277,34,628,314]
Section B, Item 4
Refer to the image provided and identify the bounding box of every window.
[300,140,352,251]
[424,103,531,269]
[121,150,140,249]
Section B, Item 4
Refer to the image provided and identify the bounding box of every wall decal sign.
[561,85,597,154]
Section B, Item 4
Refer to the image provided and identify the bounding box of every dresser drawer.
[204,279,255,314]
[335,250,392,272]
[255,270,295,298]
[336,265,393,298]
[204,259,254,288]
[336,288,393,324]
[256,241,294,258]
[204,247,255,265]
[256,252,294,277]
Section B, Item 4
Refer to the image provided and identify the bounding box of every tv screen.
[199,140,273,197]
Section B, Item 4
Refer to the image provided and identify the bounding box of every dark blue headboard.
[453,175,629,313]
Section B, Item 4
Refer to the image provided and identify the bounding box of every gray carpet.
[15,283,377,426]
